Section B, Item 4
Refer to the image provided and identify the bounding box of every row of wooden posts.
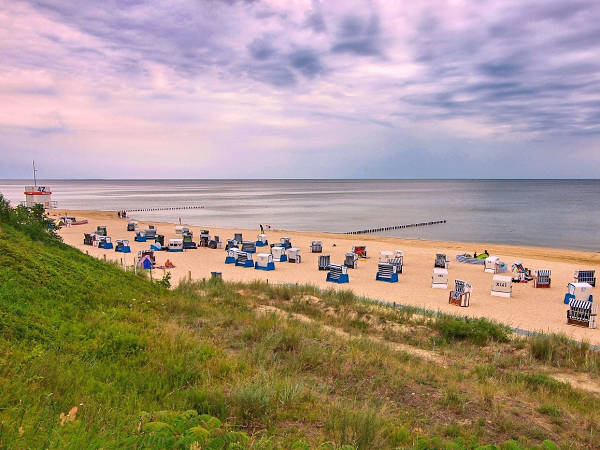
[344,219,447,235]
[125,206,205,213]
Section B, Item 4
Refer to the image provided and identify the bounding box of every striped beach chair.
[574,270,596,287]
[311,241,322,253]
[318,255,330,271]
[533,270,551,288]
[449,280,471,307]
[344,252,358,269]
[235,251,254,268]
[389,257,403,274]
[434,253,449,269]
[326,264,349,284]
[567,299,597,329]
[376,263,398,283]
[241,241,256,254]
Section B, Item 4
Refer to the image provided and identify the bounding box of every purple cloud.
[0,0,599,178]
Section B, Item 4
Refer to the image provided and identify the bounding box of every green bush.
[434,316,509,345]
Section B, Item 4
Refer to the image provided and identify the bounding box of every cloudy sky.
[1,0,599,178]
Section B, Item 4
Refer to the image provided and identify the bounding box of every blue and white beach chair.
[376,263,398,283]
[326,264,349,284]
[235,251,254,268]
[254,253,275,271]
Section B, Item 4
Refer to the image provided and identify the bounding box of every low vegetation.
[0,195,599,448]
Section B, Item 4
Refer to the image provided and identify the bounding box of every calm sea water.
[1,179,599,251]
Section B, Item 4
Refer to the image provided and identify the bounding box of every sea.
[1,179,599,251]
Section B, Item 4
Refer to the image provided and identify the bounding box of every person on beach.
[260,224,264,234]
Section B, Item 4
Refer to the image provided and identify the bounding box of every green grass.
[1,202,600,448]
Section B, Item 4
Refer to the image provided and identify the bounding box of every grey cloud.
[289,48,323,77]
[331,13,382,56]
[248,38,276,60]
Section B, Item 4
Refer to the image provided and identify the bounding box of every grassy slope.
[0,224,599,449]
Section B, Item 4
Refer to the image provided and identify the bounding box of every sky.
[1,0,599,179]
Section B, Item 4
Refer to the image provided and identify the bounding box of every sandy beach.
[54,210,600,344]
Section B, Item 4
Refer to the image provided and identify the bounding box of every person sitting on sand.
[474,251,477,258]
[165,259,175,269]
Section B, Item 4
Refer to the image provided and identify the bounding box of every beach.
[54,210,600,344]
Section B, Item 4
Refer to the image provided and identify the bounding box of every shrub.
[435,316,509,345]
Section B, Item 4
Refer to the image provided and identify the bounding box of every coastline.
[53,209,600,344]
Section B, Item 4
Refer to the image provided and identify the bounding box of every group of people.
[117,211,128,218]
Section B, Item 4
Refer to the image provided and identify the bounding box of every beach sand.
[53,210,600,344]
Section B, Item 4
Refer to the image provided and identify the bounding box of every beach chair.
[533,270,551,288]
[344,252,358,269]
[127,221,138,231]
[96,226,107,236]
[235,251,254,268]
[209,236,222,249]
[234,233,243,244]
[280,237,292,249]
[491,275,512,298]
[98,236,113,250]
[83,233,95,246]
[134,231,147,242]
[311,241,322,253]
[435,253,449,269]
[115,239,131,253]
[511,262,533,282]
[271,246,287,262]
[574,270,596,287]
[199,230,210,247]
[225,248,239,264]
[225,239,238,251]
[182,232,197,249]
[484,256,500,273]
[432,268,448,289]
[567,299,597,329]
[167,238,183,252]
[288,248,301,263]
[352,246,367,259]
[379,251,393,263]
[563,282,593,304]
[150,235,165,251]
[145,227,157,241]
[318,255,330,271]
[326,264,349,284]
[376,263,398,283]
[256,234,268,247]
[449,280,471,307]
[254,253,275,271]
[389,257,403,274]
[241,241,256,254]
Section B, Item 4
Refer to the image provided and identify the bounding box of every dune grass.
[1,200,599,448]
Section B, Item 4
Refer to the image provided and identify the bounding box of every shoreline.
[53,209,600,344]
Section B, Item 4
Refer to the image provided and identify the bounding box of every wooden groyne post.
[344,219,447,235]
[125,205,205,213]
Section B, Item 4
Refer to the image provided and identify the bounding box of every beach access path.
[55,210,600,345]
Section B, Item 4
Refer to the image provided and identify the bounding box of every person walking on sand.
[260,224,264,234]
[179,217,182,225]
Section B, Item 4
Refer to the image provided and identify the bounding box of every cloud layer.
[1,0,599,178]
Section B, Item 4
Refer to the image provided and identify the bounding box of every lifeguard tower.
[21,162,57,209]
